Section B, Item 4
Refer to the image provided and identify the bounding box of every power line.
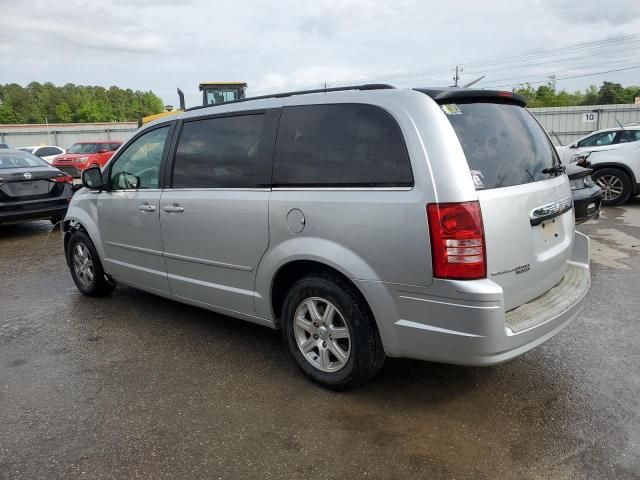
[325,34,640,87]
[482,64,640,89]
[473,56,640,86]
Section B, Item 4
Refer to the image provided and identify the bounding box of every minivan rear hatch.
[419,88,573,310]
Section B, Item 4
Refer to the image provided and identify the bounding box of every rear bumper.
[0,187,73,224]
[357,231,590,365]
[0,203,69,224]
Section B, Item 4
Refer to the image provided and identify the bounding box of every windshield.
[67,143,101,154]
[0,152,49,169]
[443,102,559,190]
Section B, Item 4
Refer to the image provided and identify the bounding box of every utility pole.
[453,65,463,87]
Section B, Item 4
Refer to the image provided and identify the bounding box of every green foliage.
[0,82,165,124]
[514,81,640,107]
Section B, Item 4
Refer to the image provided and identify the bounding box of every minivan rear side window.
[273,104,412,187]
[172,114,265,188]
[443,102,558,190]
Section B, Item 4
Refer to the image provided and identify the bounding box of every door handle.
[137,204,156,212]
[162,205,184,213]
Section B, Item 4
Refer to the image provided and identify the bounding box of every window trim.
[163,108,279,189]
[271,103,414,188]
[105,121,176,192]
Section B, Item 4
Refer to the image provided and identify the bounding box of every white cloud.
[1,0,640,105]
[250,66,374,95]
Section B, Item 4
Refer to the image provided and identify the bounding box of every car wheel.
[592,168,632,206]
[66,230,115,297]
[281,273,385,390]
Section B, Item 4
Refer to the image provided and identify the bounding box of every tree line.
[514,81,640,108]
[0,82,165,124]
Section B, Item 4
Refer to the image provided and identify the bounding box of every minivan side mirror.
[82,166,103,190]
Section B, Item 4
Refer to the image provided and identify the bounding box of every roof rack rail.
[185,83,396,112]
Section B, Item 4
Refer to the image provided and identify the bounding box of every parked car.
[566,160,602,224]
[17,145,66,163]
[0,149,74,225]
[63,85,590,389]
[556,125,640,206]
[51,141,122,178]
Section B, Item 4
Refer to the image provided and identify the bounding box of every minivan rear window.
[273,104,412,187]
[442,102,558,190]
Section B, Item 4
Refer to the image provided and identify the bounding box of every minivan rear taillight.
[427,201,486,280]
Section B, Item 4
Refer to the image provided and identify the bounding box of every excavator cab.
[199,82,247,106]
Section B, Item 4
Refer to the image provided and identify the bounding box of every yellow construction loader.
[140,82,247,125]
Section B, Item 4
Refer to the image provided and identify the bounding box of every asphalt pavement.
[1,201,639,479]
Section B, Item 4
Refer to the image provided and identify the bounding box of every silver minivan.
[63,85,590,389]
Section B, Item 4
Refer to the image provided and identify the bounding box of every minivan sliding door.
[159,110,277,315]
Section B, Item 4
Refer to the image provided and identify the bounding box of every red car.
[51,141,122,178]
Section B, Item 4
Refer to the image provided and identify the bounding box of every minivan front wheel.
[66,230,115,297]
[281,274,385,389]
[592,168,632,206]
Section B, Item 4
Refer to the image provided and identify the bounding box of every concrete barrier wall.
[529,104,640,146]
[0,122,138,149]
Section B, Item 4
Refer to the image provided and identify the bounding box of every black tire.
[281,273,385,390]
[592,167,632,206]
[66,230,115,297]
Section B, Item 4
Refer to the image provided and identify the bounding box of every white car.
[17,146,66,164]
[556,125,640,205]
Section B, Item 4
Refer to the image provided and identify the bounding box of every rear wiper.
[541,164,566,175]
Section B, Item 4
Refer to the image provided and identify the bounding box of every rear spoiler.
[415,88,527,107]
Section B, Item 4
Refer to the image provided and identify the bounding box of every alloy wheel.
[595,174,623,202]
[72,242,95,288]
[293,297,351,373]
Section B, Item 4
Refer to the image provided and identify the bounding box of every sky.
[1,0,640,107]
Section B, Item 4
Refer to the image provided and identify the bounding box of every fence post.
[595,109,602,131]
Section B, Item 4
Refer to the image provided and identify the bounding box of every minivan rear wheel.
[592,168,632,206]
[66,230,115,297]
[281,274,385,389]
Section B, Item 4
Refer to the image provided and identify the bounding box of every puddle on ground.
[589,228,640,269]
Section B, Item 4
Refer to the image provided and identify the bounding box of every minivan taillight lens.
[427,201,486,280]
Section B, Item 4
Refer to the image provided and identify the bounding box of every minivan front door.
[98,125,172,293]
[159,113,273,315]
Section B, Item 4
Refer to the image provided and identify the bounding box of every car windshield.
[0,152,49,169]
[67,143,101,154]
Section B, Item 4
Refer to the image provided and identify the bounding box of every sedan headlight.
[583,175,595,188]
[569,179,583,190]
[570,176,596,190]
[74,156,90,163]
